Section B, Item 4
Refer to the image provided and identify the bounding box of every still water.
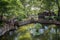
[0,24,59,40]
[14,25,58,40]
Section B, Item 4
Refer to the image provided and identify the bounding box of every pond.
[0,24,60,40]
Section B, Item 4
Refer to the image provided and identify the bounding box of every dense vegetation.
[0,0,60,40]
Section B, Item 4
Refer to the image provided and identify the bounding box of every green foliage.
[17,32,32,40]
[1,0,60,40]
[0,0,27,20]
[0,0,59,20]
[16,23,42,40]
[34,23,42,29]
[16,24,34,40]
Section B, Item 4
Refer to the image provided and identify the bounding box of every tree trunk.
[58,7,60,16]
[56,0,60,16]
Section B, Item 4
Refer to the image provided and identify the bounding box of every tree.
[55,0,60,16]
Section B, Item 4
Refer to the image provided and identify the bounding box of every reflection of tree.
[29,24,60,40]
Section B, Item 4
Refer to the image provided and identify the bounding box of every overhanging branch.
[0,18,60,36]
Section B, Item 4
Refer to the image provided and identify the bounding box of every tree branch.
[0,18,60,36]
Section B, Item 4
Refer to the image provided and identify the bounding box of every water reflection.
[45,26,48,30]
[39,28,44,34]
[50,28,56,34]
[14,24,60,40]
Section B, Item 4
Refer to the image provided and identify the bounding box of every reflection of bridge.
[0,18,60,36]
